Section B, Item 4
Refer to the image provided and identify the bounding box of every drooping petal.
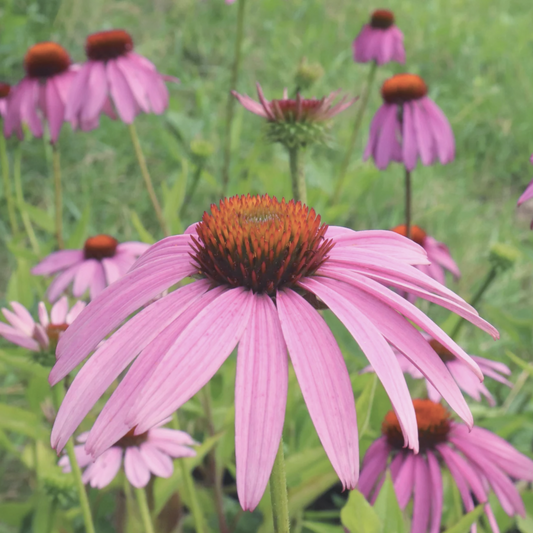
[45,77,65,144]
[51,297,69,324]
[412,456,431,533]
[72,259,99,298]
[518,179,533,206]
[31,250,84,275]
[392,452,415,508]
[427,451,443,533]
[139,442,174,478]
[87,447,123,489]
[47,264,82,302]
[276,289,359,489]
[235,294,288,511]
[402,102,418,171]
[299,278,418,452]
[107,60,138,123]
[38,302,50,328]
[0,323,39,351]
[358,437,389,498]
[10,302,36,331]
[124,447,151,488]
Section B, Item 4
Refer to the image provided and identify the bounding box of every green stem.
[52,144,64,249]
[202,387,229,533]
[0,124,19,234]
[404,168,411,239]
[128,123,169,236]
[172,413,206,533]
[450,265,498,339]
[288,146,307,204]
[13,146,40,254]
[332,61,377,204]
[270,440,290,533]
[180,163,204,219]
[135,487,155,533]
[221,0,247,196]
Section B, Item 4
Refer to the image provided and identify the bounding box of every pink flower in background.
[59,422,197,489]
[0,297,85,352]
[391,225,460,286]
[50,195,497,511]
[4,42,78,143]
[517,175,533,229]
[31,235,150,302]
[364,73,455,171]
[66,29,178,129]
[363,335,512,406]
[0,83,10,118]
[353,10,405,65]
[359,400,533,533]
[233,83,355,123]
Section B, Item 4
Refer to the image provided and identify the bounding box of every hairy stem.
[288,146,307,204]
[0,125,19,234]
[404,168,412,239]
[221,0,247,195]
[128,122,169,236]
[52,144,64,249]
[270,440,290,533]
[135,487,155,533]
[332,61,377,204]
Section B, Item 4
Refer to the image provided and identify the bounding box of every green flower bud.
[295,59,325,92]
[489,243,521,272]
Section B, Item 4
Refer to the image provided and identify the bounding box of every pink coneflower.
[65,29,177,129]
[50,195,497,511]
[391,225,460,287]
[4,42,78,143]
[364,74,455,171]
[359,400,533,532]
[59,423,197,489]
[353,10,405,65]
[364,335,512,406]
[517,177,533,229]
[0,297,85,352]
[31,235,150,302]
[0,83,10,118]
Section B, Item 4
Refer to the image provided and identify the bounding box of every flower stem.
[450,264,498,339]
[221,0,247,196]
[288,146,307,204]
[0,123,19,235]
[404,168,412,239]
[332,61,377,204]
[270,439,290,533]
[172,413,206,533]
[180,162,204,219]
[52,144,64,249]
[202,387,229,533]
[135,486,155,533]
[13,146,40,254]
[128,122,169,236]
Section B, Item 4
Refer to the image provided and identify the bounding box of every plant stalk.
[270,439,290,533]
[128,122,169,236]
[288,146,307,204]
[404,168,411,239]
[0,124,19,234]
[52,144,64,249]
[135,486,156,533]
[332,61,377,204]
[221,0,247,196]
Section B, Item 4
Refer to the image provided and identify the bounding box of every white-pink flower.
[59,422,197,489]
[31,235,150,302]
[0,297,85,352]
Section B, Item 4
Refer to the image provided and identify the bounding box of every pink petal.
[518,179,533,206]
[107,59,138,123]
[402,102,418,171]
[130,288,254,433]
[0,322,39,351]
[392,452,415,508]
[65,62,92,124]
[66,301,87,324]
[139,442,174,478]
[364,104,389,161]
[32,250,84,275]
[235,294,288,511]
[86,447,123,489]
[116,56,151,113]
[129,235,193,271]
[38,302,49,328]
[72,259,99,298]
[10,301,36,331]
[299,278,418,452]
[45,77,65,144]
[421,97,455,164]
[412,456,431,533]
[148,428,197,447]
[47,264,81,302]
[375,104,402,170]
[276,289,359,489]
[412,100,435,165]
[358,437,389,498]
[116,242,151,256]
[427,451,443,533]
[124,447,151,488]
[51,296,69,324]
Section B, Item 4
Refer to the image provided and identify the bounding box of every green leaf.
[506,350,533,376]
[6,258,35,308]
[130,210,156,244]
[0,501,33,527]
[23,203,55,233]
[0,349,48,378]
[441,505,485,533]
[341,490,381,533]
[373,473,407,533]
[66,204,91,249]
[301,521,344,533]
[0,403,49,440]
[356,374,378,436]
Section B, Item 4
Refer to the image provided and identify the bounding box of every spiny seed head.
[383,399,451,451]
[46,323,69,350]
[85,29,133,61]
[370,9,395,29]
[0,83,10,99]
[191,194,334,296]
[391,224,427,247]
[83,235,119,260]
[24,42,71,78]
[428,339,456,362]
[381,74,428,104]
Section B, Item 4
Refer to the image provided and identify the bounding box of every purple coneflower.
[59,423,196,489]
[4,42,78,143]
[353,10,405,65]
[0,297,85,352]
[363,335,512,406]
[391,225,460,287]
[31,235,150,302]
[517,176,533,229]
[359,400,533,533]
[0,83,10,118]
[65,29,177,129]
[364,73,455,171]
[51,195,497,511]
